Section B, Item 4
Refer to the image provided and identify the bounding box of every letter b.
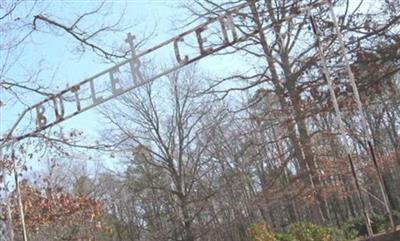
[36,105,47,129]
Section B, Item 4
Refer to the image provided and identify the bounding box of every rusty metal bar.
[328,3,395,231]
[309,11,374,236]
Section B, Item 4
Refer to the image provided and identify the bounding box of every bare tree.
[99,65,229,241]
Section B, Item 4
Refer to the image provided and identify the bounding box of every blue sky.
[0,0,379,175]
[1,1,178,134]
[0,0,192,183]
[0,0,249,140]
[0,0,254,177]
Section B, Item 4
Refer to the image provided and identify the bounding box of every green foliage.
[247,217,400,241]
[289,222,347,241]
[373,213,390,232]
[249,222,348,241]
[249,222,278,241]
[342,218,361,240]
[343,210,400,239]
[275,232,295,241]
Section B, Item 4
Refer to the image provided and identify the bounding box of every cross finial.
[125,32,137,57]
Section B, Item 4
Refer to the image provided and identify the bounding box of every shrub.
[343,211,400,238]
[249,222,278,241]
[342,216,365,239]
[289,222,347,241]
[249,222,348,241]
[275,232,295,241]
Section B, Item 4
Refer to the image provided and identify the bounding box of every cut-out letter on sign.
[36,104,47,129]
[52,95,65,122]
[109,67,124,95]
[128,58,145,85]
[174,36,189,64]
[71,85,81,112]
[90,79,103,104]
[196,26,213,55]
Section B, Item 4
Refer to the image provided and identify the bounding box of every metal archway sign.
[0,0,325,150]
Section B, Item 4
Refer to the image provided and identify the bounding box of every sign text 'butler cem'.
[1,0,324,145]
